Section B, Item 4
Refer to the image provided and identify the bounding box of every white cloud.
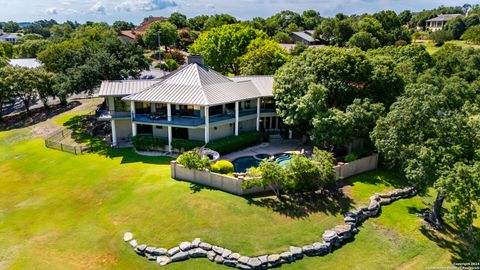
[115,0,177,12]
[46,7,58,15]
[90,1,106,15]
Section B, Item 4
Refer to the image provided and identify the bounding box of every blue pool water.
[233,153,292,173]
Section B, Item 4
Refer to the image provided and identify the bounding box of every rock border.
[124,186,416,269]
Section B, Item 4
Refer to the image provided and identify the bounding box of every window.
[209,105,223,116]
[244,100,251,110]
[113,97,130,112]
[135,102,150,114]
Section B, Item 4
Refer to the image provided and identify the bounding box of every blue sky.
[0,0,471,24]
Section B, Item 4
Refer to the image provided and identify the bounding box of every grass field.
[413,39,480,54]
[0,106,474,269]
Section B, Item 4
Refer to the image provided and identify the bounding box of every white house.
[98,57,281,150]
[425,14,461,32]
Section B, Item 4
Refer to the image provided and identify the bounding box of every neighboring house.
[290,30,322,45]
[98,56,281,149]
[8,58,43,69]
[425,14,461,32]
[0,31,19,44]
[119,17,166,42]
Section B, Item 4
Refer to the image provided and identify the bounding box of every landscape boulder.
[156,256,171,266]
[167,247,180,256]
[179,241,192,251]
[199,242,212,251]
[123,232,134,242]
[171,251,189,262]
[289,246,303,259]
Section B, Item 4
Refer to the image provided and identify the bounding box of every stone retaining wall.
[124,186,416,269]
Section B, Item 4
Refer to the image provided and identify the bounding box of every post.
[111,120,117,147]
[167,103,172,121]
[288,129,292,139]
[130,101,136,119]
[205,106,210,144]
[256,98,261,131]
[168,126,172,152]
[235,101,239,136]
[157,32,161,60]
[132,122,137,137]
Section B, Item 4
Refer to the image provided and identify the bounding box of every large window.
[243,100,252,110]
[155,103,167,115]
[174,105,200,117]
[209,105,223,116]
[113,97,130,112]
[135,102,150,114]
[261,97,276,110]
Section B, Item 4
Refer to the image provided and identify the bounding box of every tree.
[461,25,480,44]
[168,12,189,28]
[0,42,13,58]
[189,24,268,74]
[16,34,44,43]
[3,21,20,33]
[188,15,209,31]
[271,10,303,30]
[204,14,238,30]
[33,68,55,109]
[143,21,178,50]
[398,10,412,26]
[0,66,12,121]
[444,16,466,39]
[310,147,335,189]
[430,30,453,46]
[290,42,308,56]
[244,159,287,197]
[16,40,50,58]
[112,21,135,32]
[273,32,291,43]
[347,31,381,50]
[371,80,480,229]
[301,10,322,29]
[373,10,401,31]
[239,38,291,75]
[3,66,37,113]
[284,154,323,193]
[314,18,355,46]
[49,24,74,39]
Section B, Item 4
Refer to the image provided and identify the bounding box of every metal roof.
[291,31,319,43]
[8,58,43,69]
[123,64,269,106]
[98,80,159,97]
[230,76,274,97]
[426,14,461,22]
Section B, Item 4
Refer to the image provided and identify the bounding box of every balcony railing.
[97,110,131,120]
[134,110,258,127]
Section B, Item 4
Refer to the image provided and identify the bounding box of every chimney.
[187,54,204,65]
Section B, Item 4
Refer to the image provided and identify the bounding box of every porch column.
[205,106,210,144]
[168,126,172,152]
[167,103,172,121]
[130,101,137,137]
[150,103,155,113]
[111,120,117,147]
[235,101,239,136]
[130,101,136,119]
[132,122,137,136]
[256,98,261,131]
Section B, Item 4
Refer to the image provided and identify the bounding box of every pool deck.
[222,139,312,161]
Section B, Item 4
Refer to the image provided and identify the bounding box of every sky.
[0,0,472,24]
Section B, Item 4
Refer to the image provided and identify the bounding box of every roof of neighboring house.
[291,31,319,43]
[122,64,272,106]
[426,14,461,22]
[98,80,159,96]
[0,33,19,40]
[8,58,43,69]
[119,16,166,40]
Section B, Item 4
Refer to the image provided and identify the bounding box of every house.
[425,14,461,32]
[98,56,281,149]
[119,17,166,42]
[290,30,322,45]
[0,30,19,44]
[8,58,43,69]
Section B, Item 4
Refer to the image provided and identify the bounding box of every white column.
[130,101,136,118]
[150,103,155,113]
[256,98,261,131]
[167,103,172,121]
[288,129,293,139]
[235,101,239,136]
[132,122,137,136]
[111,120,117,147]
[204,106,210,144]
[168,126,172,152]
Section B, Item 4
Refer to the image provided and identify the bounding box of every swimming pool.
[232,153,292,173]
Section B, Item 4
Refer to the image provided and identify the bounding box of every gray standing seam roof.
[426,14,461,22]
[8,58,43,69]
[123,64,272,106]
[291,31,319,43]
[230,76,274,97]
[98,80,159,96]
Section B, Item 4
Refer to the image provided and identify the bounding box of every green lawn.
[413,39,480,55]
[0,110,472,269]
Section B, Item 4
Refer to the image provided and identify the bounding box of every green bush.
[131,136,166,151]
[344,153,358,163]
[211,160,234,174]
[177,150,211,170]
[172,139,204,152]
[206,131,263,155]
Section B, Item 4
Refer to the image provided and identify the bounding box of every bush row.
[206,131,263,155]
[172,139,204,151]
[132,136,166,151]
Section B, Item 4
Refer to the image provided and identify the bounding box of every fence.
[44,129,90,155]
[171,153,379,195]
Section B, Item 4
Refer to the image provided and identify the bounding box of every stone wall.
[124,186,417,269]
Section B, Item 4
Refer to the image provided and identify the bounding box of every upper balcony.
[133,110,258,127]
[97,110,131,121]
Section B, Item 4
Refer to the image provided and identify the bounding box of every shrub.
[211,160,234,174]
[164,49,186,64]
[172,139,204,152]
[430,30,453,46]
[131,136,166,151]
[284,154,322,194]
[177,150,211,170]
[243,159,287,197]
[206,131,263,155]
[344,153,358,163]
[157,58,180,71]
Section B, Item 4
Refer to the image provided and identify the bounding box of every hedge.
[211,160,234,174]
[132,136,166,151]
[172,139,204,151]
[206,131,263,155]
